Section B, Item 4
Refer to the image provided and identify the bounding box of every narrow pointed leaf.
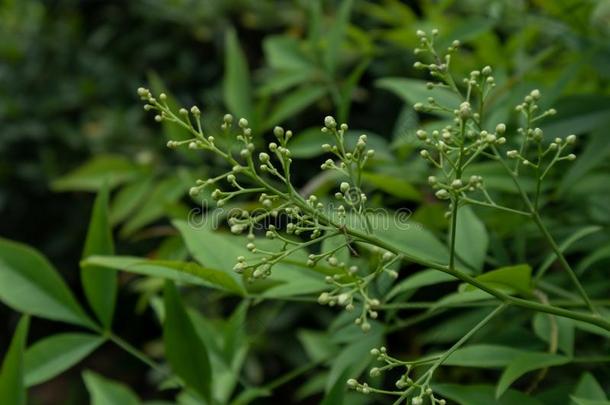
[81,183,116,328]
[466,264,532,295]
[25,333,104,387]
[83,370,139,405]
[496,352,570,398]
[224,28,252,121]
[83,255,245,296]
[163,282,212,401]
[0,238,95,328]
[0,316,29,405]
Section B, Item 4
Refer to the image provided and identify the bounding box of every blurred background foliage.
[1,0,610,403]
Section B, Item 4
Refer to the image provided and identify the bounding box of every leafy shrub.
[2,2,610,404]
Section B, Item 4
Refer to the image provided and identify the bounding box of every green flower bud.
[324,116,336,129]
[259,152,270,163]
[458,101,472,119]
[435,189,450,199]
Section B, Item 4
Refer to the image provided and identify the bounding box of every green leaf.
[541,95,610,138]
[230,387,271,405]
[558,127,610,196]
[324,0,353,76]
[571,372,608,404]
[263,35,312,71]
[326,328,381,392]
[364,212,450,266]
[0,238,95,328]
[83,370,139,405]
[110,177,153,225]
[51,155,144,192]
[362,172,422,201]
[173,219,245,281]
[25,333,104,387]
[455,206,488,271]
[577,242,610,275]
[120,173,193,237]
[258,70,313,96]
[288,127,329,158]
[466,264,532,295]
[496,352,570,398]
[434,289,494,309]
[224,28,252,121]
[375,78,461,115]
[259,263,327,298]
[81,183,116,329]
[386,269,454,301]
[83,255,245,296]
[163,282,212,401]
[445,345,526,368]
[435,383,543,405]
[0,316,29,405]
[533,313,575,356]
[320,368,350,405]
[570,398,610,405]
[537,225,601,279]
[298,330,339,363]
[264,85,326,129]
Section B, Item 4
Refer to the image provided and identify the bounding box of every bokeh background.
[1,0,610,403]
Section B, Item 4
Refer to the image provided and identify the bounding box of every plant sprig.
[139,33,609,401]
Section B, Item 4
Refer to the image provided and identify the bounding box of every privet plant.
[134,30,609,404]
[1,26,608,405]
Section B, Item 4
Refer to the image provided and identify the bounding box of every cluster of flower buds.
[356,346,446,405]
[347,346,447,404]
[316,248,401,331]
[319,269,377,332]
[413,29,458,79]
[506,133,576,171]
[515,89,557,121]
[320,116,375,179]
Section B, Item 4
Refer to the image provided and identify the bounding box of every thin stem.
[490,146,596,314]
[462,197,531,217]
[448,120,466,271]
[393,304,507,404]
[380,298,610,310]
[531,212,596,314]
[108,332,165,374]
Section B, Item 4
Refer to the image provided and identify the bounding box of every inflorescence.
[138,27,580,405]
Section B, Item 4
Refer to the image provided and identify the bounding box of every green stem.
[108,332,165,374]
[531,213,596,313]
[380,299,610,310]
[393,304,507,404]
[462,197,531,217]
[491,147,596,314]
[347,228,610,331]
